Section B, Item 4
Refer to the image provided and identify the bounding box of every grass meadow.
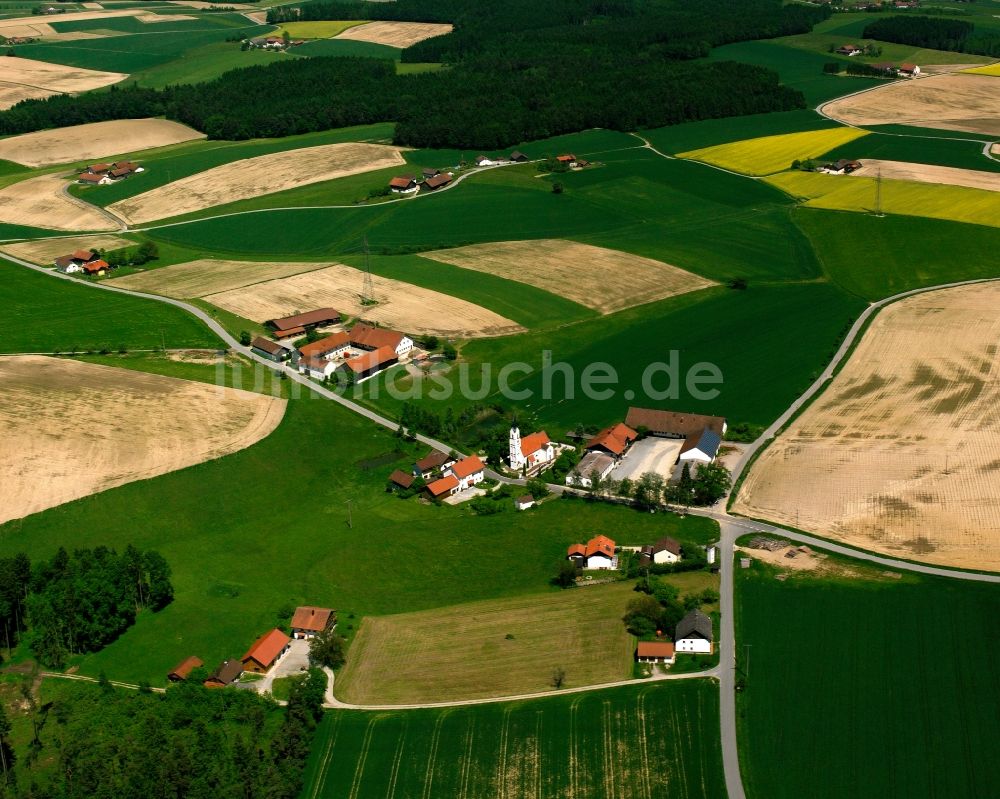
[736,558,1000,798]
[0,393,717,685]
[678,128,868,176]
[274,20,367,39]
[302,681,725,799]
[0,257,217,352]
[641,109,839,154]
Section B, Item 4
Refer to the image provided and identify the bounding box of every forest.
[0,546,172,669]
[863,15,1000,56]
[0,0,828,148]
[0,670,326,798]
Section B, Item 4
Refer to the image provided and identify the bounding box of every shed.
[167,655,203,682]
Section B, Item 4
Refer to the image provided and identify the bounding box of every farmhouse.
[54,248,100,273]
[515,495,535,510]
[343,345,398,381]
[300,355,338,380]
[204,659,243,688]
[509,423,556,472]
[291,606,335,639]
[836,44,862,56]
[250,336,290,362]
[77,172,112,186]
[423,173,452,190]
[899,62,921,77]
[389,469,415,491]
[567,534,617,570]
[636,641,675,664]
[675,609,714,654]
[642,537,682,565]
[82,259,110,277]
[625,407,727,463]
[350,322,413,358]
[167,656,203,682]
[298,331,351,361]
[265,308,341,338]
[85,163,110,175]
[586,422,637,459]
[448,455,486,491]
[426,473,459,498]
[509,150,529,162]
[389,175,418,194]
[241,628,291,673]
[822,158,863,174]
[566,450,616,488]
[556,154,576,165]
[474,155,497,166]
[414,449,456,479]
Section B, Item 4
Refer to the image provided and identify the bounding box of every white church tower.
[509,422,525,470]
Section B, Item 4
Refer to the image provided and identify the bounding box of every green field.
[303,681,725,799]
[292,37,401,59]
[274,20,367,38]
[0,391,717,685]
[0,257,217,352]
[819,131,1000,173]
[736,557,1000,798]
[641,110,840,155]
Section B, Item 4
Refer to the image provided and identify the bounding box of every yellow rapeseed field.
[273,20,365,39]
[678,127,869,176]
[961,62,1000,76]
[766,169,1000,228]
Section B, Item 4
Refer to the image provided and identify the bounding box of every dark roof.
[266,308,340,330]
[206,659,242,686]
[509,150,528,161]
[423,173,452,189]
[389,176,416,188]
[676,609,713,642]
[251,336,284,356]
[680,428,723,459]
[389,469,415,488]
[422,168,440,177]
[517,495,534,504]
[651,537,681,556]
[416,450,451,471]
[625,407,726,438]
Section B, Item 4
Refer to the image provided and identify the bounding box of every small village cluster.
[820,0,919,9]
[834,45,922,77]
[53,247,109,276]
[167,605,335,688]
[250,308,415,384]
[635,609,714,665]
[245,35,305,50]
[77,160,144,186]
[387,150,586,195]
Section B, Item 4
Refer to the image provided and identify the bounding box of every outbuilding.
[204,659,243,688]
[251,336,289,362]
[241,628,291,673]
[167,656,203,682]
[636,641,675,664]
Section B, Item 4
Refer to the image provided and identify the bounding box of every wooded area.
[864,15,1000,57]
[0,0,827,147]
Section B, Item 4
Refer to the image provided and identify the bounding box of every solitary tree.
[551,667,566,688]
[309,628,347,669]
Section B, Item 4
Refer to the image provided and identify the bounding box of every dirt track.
[821,74,1000,136]
[203,263,526,338]
[734,281,1000,570]
[0,174,118,231]
[423,239,715,313]
[0,56,125,110]
[0,119,204,167]
[108,142,406,224]
[851,159,1000,192]
[333,20,452,48]
[0,356,286,525]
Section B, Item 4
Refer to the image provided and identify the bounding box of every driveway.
[256,638,311,695]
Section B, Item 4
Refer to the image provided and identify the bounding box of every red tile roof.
[298,332,350,359]
[624,407,726,438]
[242,628,290,669]
[251,336,284,356]
[585,534,615,559]
[389,176,416,188]
[450,455,484,479]
[637,641,674,658]
[78,173,104,183]
[519,431,551,457]
[267,308,340,330]
[82,259,109,274]
[350,323,405,352]
[272,326,307,339]
[567,543,586,557]
[344,345,396,375]
[423,173,452,189]
[71,249,96,261]
[556,154,576,162]
[426,474,459,496]
[389,469,415,488]
[586,423,637,456]
[168,655,203,680]
[291,606,334,633]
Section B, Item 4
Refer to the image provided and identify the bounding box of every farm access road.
[11,252,1000,799]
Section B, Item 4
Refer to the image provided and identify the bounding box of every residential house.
[82,259,109,276]
[556,154,576,167]
[298,332,351,362]
[509,150,529,162]
[241,628,291,673]
[566,451,616,488]
[675,609,714,654]
[423,173,452,190]
[300,355,338,380]
[426,473,459,499]
[567,534,617,570]
[899,62,921,77]
[586,422,637,460]
[290,606,335,639]
[204,659,242,688]
[250,336,290,362]
[414,449,456,480]
[342,345,398,381]
[448,455,485,491]
[508,423,556,471]
[265,308,341,338]
[389,469,415,491]
[54,248,100,273]
[836,44,862,56]
[642,537,682,565]
[167,656,203,682]
[77,172,112,186]
[389,176,418,194]
[515,495,535,510]
[636,641,675,664]
[350,322,413,358]
[474,155,496,166]
[85,163,110,175]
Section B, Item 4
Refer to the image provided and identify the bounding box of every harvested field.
[850,159,1000,192]
[0,234,133,265]
[422,239,715,313]
[204,263,525,338]
[821,74,1000,136]
[333,20,453,48]
[733,281,1000,570]
[0,56,125,110]
[0,119,204,168]
[108,142,406,224]
[678,128,869,176]
[0,9,157,33]
[335,582,637,704]
[109,258,327,298]
[0,356,285,525]
[0,174,117,232]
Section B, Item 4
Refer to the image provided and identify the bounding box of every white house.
[567,535,617,570]
[515,495,535,511]
[447,455,486,491]
[299,356,337,380]
[646,537,681,565]
[566,451,615,488]
[509,425,556,471]
[350,323,413,359]
[636,641,675,664]
[474,155,496,166]
[678,428,723,463]
[899,62,921,77]
[675,609,714,654]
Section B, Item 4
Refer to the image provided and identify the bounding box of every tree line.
[863,15,1000,56]
[0,546,173,669]
[0,0,829,148]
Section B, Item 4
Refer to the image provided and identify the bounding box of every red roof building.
[389,469,415,489]
[290,606,335,639]
[241,628,291,673]
[82,259,109,275]
[586,423,637,457]
[167,655,203,681]
[426,474,459,498]
[298,332,350,360]
[349,323,406,353]
[450,455,485,480]
[343,345,397,379]
[637,641,675,662]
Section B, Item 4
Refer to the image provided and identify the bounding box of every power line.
[361,235,374,305]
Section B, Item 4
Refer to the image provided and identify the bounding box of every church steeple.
[509,417,523,468]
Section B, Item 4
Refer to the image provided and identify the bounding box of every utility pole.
[346,499,353,529]
[744,643,752,679]
[874,168,883,217]
[361,236,374,305]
